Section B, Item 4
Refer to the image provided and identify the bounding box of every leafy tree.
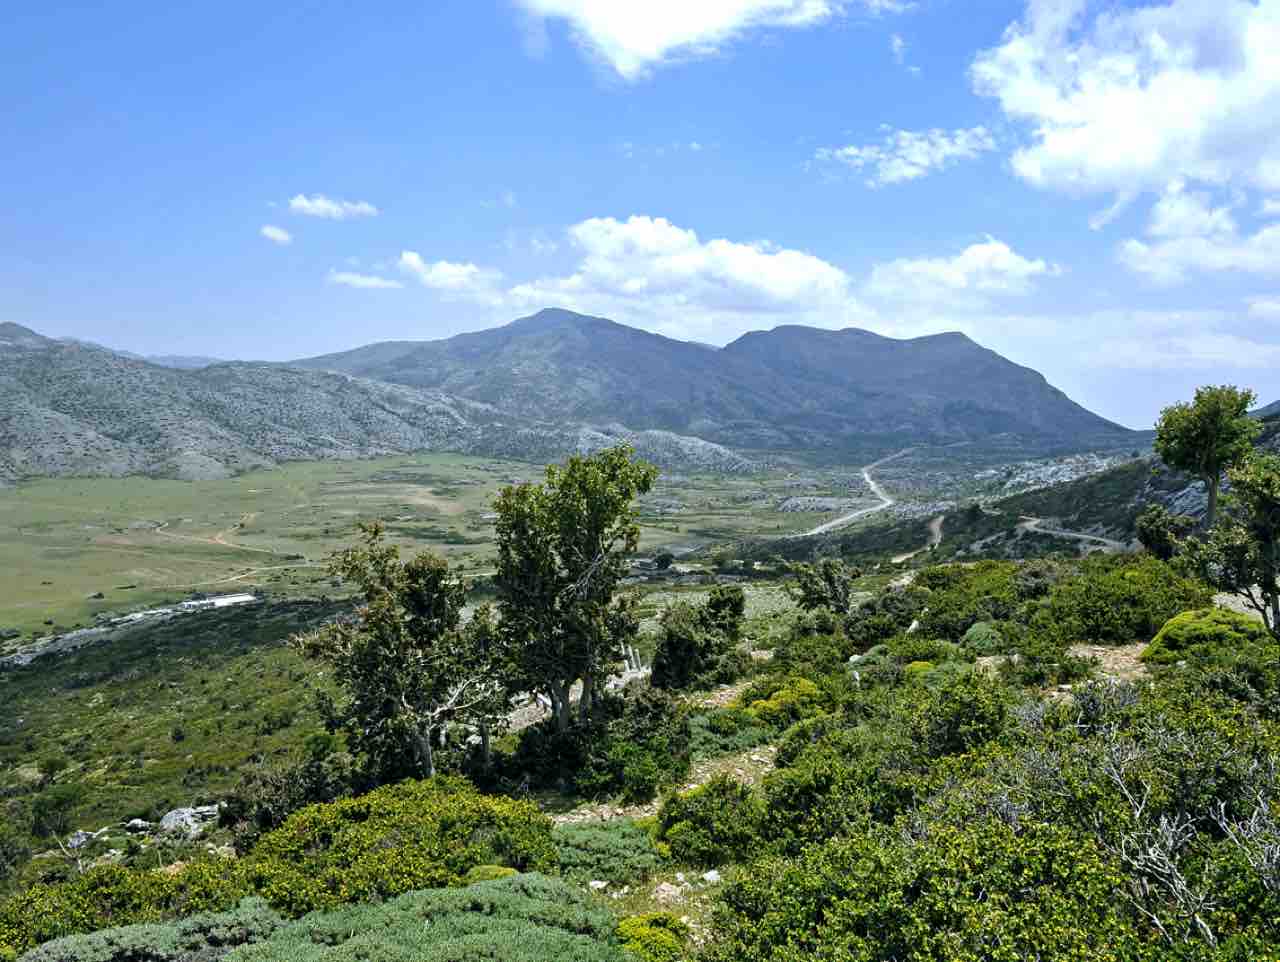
[493,446,658,732]
[1136,504,1196,561]
[651,585,747,691]
[787,558,862,614]
[1186,453,1280,640]
[293,523,499,782]
[1155,385,1260,528]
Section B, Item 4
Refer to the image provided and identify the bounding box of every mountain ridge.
[297,308,1136,454]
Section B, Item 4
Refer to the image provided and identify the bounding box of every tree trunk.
[579,671,593,727]
[552,680,571,733]
[1268,540,1280,641]
[1206,476,1220,530]
[480,720,492,771]
[416,729,436,779]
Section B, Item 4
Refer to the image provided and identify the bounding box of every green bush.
[1143,608,1274,665]
[657,775,763,867]
[616,913,688,962]
[1041,555,1213,646]
[506,687,691,803]
[228,874,626,962]
[0,859,251,957]
[915,561,1022,642]
[18,898,284,962]
[554,819,662,885]
[908,673,1011,758]
[885,635,968,665]
[245,777,555,916]
[705,822,1145,962]
[960,620,1007,655]
[688,709,774,760]
[742,676,827,728]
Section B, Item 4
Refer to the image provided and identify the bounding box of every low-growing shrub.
[18,898,284,962]
[554,819,662,885]
[616,913,689,962]
[1143,608,1274,666]
[742,676,827,728]
[0,859,251,957]
[960,620,1007,655]
[245,777,555,916]
[885,635,968,665]
[227,874,626,962]
[657,775,763,867]
[687,709,773,760]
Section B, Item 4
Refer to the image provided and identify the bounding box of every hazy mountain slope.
[298,309,1136,453]
[0,334,752,483]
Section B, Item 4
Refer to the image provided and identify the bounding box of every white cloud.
[507,215,865,339]
[512,1,902,80]
[890,32,906,63]
[260,224,292,246]
[971,0,1280,202]
[864,238,1058,307]
[327,270,403,290]
[1262,198,1280,217]
[398,252,506,304]
[288,194,380,220]
[1248,296,1280,319]
[815,126,996,186]
[1118,184,1280,284]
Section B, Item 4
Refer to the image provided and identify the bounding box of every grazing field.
[0,455,884,638]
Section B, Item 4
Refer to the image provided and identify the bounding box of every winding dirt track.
[1017,516,1128,552]
[892,514,945,564]
[799,448,913,538]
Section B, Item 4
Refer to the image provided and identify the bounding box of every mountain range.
[297,308,1134,454]
[1,310,1140,484]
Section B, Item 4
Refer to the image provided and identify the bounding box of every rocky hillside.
[0,325,751,483]
[298,308,1138,455]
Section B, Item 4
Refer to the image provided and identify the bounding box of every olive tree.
[293,523,501,782]
[493,445,658,732]
[1155,385,1260,528]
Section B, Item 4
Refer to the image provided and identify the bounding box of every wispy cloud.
[815,126,996,187]
[260,224,292,246]
[289,194,380,220]
[327,270,403,290]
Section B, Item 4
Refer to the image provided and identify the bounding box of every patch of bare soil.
[1068,642,1148,682]
[551,745,778,826]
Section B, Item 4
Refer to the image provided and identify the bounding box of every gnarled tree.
[293,523,499,781]
[493,445,657,732]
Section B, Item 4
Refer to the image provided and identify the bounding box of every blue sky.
[3,0,1279,428]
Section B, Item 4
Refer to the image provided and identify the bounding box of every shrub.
[1143,608,1274,665]
[1041,555,1213,646]
[0,859,251,957]
[908,673,1011,758]
[687,709,773,760]
[704,822,1145,962]
[743,676,827,728]
[960,620,1006,655]
[506,686,692,803]
[227,874,626,962]
[18,898,284,962]
[657,775,763,867]
[616,913,689,962]
[554,819,662,885]
[245,777,555,916]
[916,561,1022,642]
[885,635,967,665]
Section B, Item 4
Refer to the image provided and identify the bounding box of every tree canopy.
[1155,385,1260,528]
